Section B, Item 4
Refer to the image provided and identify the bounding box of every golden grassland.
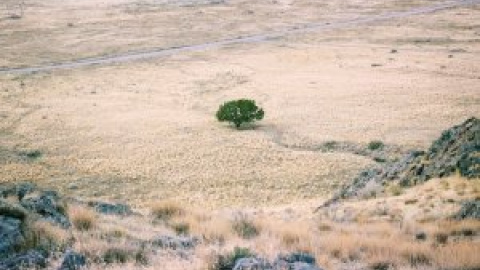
[16,177,479,270]
[1,0,479,268]
[1,2,479,207]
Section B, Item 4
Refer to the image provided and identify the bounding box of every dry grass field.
[1,0,480,269]
[17,176,480,270]
[1,0,479,208]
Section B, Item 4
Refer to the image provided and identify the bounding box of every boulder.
[151,235,199,250]
[87,201,132,216]
[0,250,47,270]
[0,198,28,220]
[455,200,480,220]
[273,252,322,270]
[21,191,70,228]
[58,250,87,270]
[0,182,37,201]
[233,257,272,270]
[0,216,24,256]
[289,262,323,270]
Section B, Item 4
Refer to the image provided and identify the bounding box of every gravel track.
[0,0,478,75]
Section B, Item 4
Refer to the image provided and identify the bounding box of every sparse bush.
[70,206,96,231]
[134,247,149,265]
[369,261,393,270]
[368,140,385,151]
[435,233,449,244]
[415,232,427,241]
[232,215,260,239]
[323,141,337,150]
[318,223,332,231]
[388,184,403,196]
[405,199,418,205]
[151,201,185,221]
[103,228,127,239]
[207,247,255,270]
[23,221,71,253]
[216,99,264,129]
[171,221,190,235]
[103,247,130,264]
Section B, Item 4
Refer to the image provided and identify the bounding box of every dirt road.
[1,0,478,75]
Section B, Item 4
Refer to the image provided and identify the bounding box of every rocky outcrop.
[21,190,70,228]
[0,182,72,269]
[336,117,479,199]
[0,250,47,270]
[87,201,132,216]
[58,250,87,270]
[454,199,480,220]
[0,215,25,256]
[1,182,69,227]
[232,252,323,270]
[151,235,199,250]
[233,257,271,270]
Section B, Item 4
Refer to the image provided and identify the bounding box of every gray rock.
[338,117,479,199]
[0,216,24,256]
[0,198,28,220]
[0,250,47,270]
[16,183,36,200]
[233,257,272,270]
[273,252,323,270]
[151,235,199,250]
[88,201,132,216]
[289,262,323,270]
[58,250,86,270]
[455,200,480,220]
[275,252,316,265]
[21,191,70,228]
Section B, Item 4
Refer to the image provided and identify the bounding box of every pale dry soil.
[0,0,479,208]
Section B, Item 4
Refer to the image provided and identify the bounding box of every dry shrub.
[232,215,261,239]
[404,198,418,205]
[317,222,333,232]
[264,220,312,250]
[103,227,128,239]
[387,184,403,196]
[433,241,480,269]
[206,247,255,270]
[171,221,190,235]
[70,206,97,231]
[151,200,185,221]
[24,220,71,252]
[103,246,131,264]
[320,233,362,261]
[182,213,233,244]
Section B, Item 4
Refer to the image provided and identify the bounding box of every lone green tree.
[216,99,264,129]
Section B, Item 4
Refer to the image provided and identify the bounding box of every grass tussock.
[23,221,71,253]
[70,206,97,231]
[232,215,261,239]
[151,200,185,221]
[206,247,255,270]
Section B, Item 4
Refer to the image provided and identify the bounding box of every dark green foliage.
[208,247,255,270]
[368,140,385,151]
[21,150,42,160]
[216,99,264,129]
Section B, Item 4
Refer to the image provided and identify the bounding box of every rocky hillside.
[337,117,479,199]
